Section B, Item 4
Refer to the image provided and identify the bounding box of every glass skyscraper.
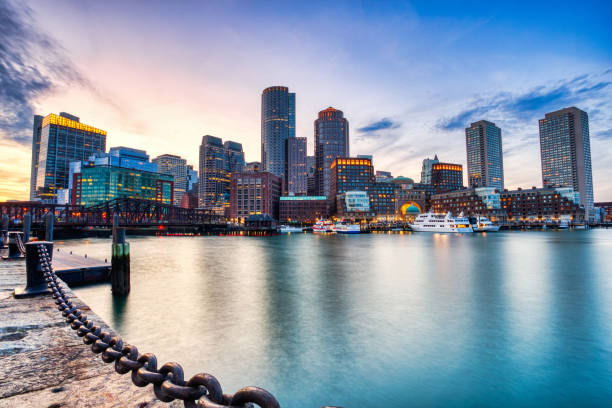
[314,107,349,197]
[465,120,504,190]
[261,86,295,178]
[152,154,190,206]
[285,137,307,195]
[32,113,106,202]
[539,107,594,220]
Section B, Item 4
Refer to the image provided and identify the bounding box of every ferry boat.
[313,220,336,233]
[410,212,473,233]
[471,216,501,232]
[279,225,303,233]
[335,221,361,234]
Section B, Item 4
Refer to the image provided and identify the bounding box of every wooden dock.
[51,248,110,285]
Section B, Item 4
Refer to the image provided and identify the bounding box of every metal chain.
[36,244,280,408]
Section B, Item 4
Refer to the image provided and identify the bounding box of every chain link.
[36,244,280,408]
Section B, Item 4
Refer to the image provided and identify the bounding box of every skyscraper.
[261,86,295,178]
[30,115,43,200]
[152,154,190,206]
[199,135,245,212]
[314,107,349,197]
[33,113,107,202]
[285,137,307,195]
[465,120,504,190]
[420,155,439,184]
[539,107,594,220]
[431,163,464,193]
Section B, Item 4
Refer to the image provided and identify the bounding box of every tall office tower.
[261,86,295,177]
[30,115,43,200]
[285,137,307,195]
[539,107,594,220]
[198,135,245,212]
[314,107,349,197]
[152,154,190,206]
[306,155,316,195]
[465,120,504,190]
[33,113,106,202]
[431,163,463,193]
[420,155,439,184]
[186,165,198,192]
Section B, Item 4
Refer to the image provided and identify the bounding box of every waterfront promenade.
[0,256,179,407]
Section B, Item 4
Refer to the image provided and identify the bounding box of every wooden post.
[45,212,54,242]
[0,214,8,249]
[111,213,130,296]
[23,213,31,243]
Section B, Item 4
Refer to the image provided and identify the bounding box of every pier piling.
[111,214,130,296]
[23,212,31,243]
[45,211,54,242]
[0,213,8,249]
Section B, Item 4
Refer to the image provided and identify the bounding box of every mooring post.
[45,211,54,242]
[0,214,8,249]
[14,241,54,298]
[111,213,130,296]
[23,213,31,243]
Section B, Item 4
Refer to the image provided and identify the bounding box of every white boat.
[335,221,361,234]
[313,220,336,233]
[472,216,501,232]
[410,212,473,233]
[280,225,303,233]
[574,224,588,230]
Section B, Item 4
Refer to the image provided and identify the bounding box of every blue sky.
[1,0,611,200]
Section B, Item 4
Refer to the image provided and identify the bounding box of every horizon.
[1,0,611,201]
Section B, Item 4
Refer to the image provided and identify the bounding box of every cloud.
[596,129,612,139]
[437,72,612,131]
[358,118,401,133]
[0,0,87,144]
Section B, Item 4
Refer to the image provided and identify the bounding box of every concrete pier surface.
[0,259,180,407]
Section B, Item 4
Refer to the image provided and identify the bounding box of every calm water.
[59,230,612,407]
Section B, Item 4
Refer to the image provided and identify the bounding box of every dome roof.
[404,204,420,213]
[392,176,414,184]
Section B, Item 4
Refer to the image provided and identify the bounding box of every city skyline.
[1,0,611,201]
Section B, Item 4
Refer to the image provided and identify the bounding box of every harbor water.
[61,230,612,407]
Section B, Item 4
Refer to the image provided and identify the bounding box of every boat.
[471,216,501,232]
[559,216,570,229]
[279,225,303,233]
[335,221,361,234]
[409,212,473,233]
[574,224,588,230]
[313,220,336,233]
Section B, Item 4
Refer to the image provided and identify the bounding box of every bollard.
[14,242,54,298]
[111,213,130,296]
[2,232,24,259]
[23,213,31,243]
[0,214,8,249]
[45,211,54,242]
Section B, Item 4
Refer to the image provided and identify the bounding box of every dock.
[51,248,110,285]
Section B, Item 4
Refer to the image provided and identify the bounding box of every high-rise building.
[376,171,393,182]
[420,155,439,184]
[285,137,307,195]
[32,113,107,202]
[306,155,316,196]
[198,135,245,212]
[314,107,349,197]
[431,163,463,193]
[539,107,594,220]
[30,115,43,200]
[152,154,190,206]
[465,120,504,190]
[261,86,295,178]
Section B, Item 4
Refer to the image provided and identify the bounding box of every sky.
[1,0,611,201]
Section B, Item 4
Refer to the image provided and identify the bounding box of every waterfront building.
[70,147,173,206]
[430,187,505,222]
[245,161,261,172]
[229,171,282,221]
[465,120,504,190]
[334,191,373,219]
[376,170,393,182]
[392,177,434,219]
[285,137,307,195]
[594,202,612,223]
[30,115,43,200]
[539,107,594,220]
[261,86,295,178]
[199,135,245,213]
[500,187,584,224]
[32,113,106,202]
[315,107,349,197]
[152,154,191,206]
[420,155,439,184]
[367,182,396,219]
[431,163,463,193]
[279,196,328,223]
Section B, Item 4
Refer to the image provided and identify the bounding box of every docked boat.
[471,216,501,232]
[335,221,361,234]
[313,220,336,233]
[410,212,473,233]
[279,225,303,233]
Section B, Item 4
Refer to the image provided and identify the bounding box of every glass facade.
[285,137,307,195]
[465,120,504,190]
[431,163,463,193]
[34,113,106,202]
[539,107,593,220]
[315,107,349,197]
[261,86,295,178]
[152,154,189,206]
